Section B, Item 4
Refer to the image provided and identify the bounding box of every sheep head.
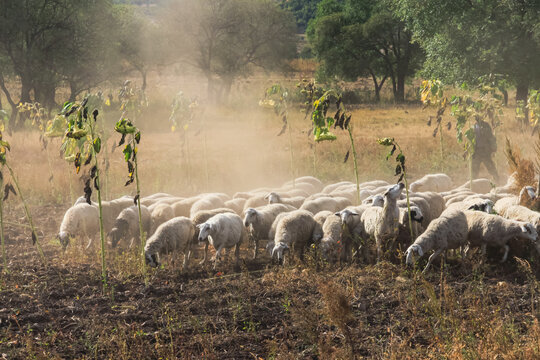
[265,192,280,204]
[272,242,289,262]
[57,232,70,250]
[336,209,359,227]
[405,244,423,266]
[197,222,213,243]
[243,208,258,227]
[145,252,159,268]
[519,223,538,242]
[409,206,424,223]
[384,183,405,200]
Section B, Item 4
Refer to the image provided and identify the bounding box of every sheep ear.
[264,193,270,199]
[521,224,531,234]
[334,212,341,217]
[196,224,203,229]
[351,211,358,216]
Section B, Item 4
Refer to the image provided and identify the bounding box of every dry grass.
[0,78,538,358]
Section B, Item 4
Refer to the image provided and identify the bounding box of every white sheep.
[319,214,343,262]
[197,213,247,269]
[109,205,152,248]
[464,210,538,262]
[224,198,247,215]
[395,206,424,250]
[151,203,175,232]
[458,178,493,194]
[57,203,100,250]
[243,203,295,259]
[493,186,536,214]
[243,195,269,211]
[190,195,226,218]
[272,210,321,263]
[265,192,304,208]
[322,181,354,194]
[409,173,453,193]
[405,209,469,273]
[144,217,195,269]
[171,197,201,218]
[300,196,352,214]
[361,183,404,262]
[446,198,494,214]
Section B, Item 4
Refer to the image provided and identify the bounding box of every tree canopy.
[162,0,297,103]
[394,0,540,101]
[308,0,422,102]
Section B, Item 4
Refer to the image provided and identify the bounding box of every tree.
[279,0,323,32]
[113,5,170,92]
[394,0,540,103]
[308,0,421,102]
[162,0,297,103]
[0,0,118,128]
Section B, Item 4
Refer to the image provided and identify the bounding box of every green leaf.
[134,131,141,144]
[93,138,101,154]
[123,144,132,162]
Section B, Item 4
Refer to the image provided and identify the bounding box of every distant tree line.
[0,0,538,129]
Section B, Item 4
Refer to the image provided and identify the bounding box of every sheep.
[190,195,226,218]
[361,183,404,262]
[265,192,304,208]
[300,196,352,214]
[322,181,354,194]
[493,186,536,214]
[243,195,269,211]
[458,178,493,194]
[464,210,538,262]
[197,213,247,269]
[278,188,310,198]
[151,203,175,232]
[171,197,201,218]
[144,217,195,269]
[284,176,323,193]
[267,212,290,244]
[405,209,469,273]
[57,203,100,250]
[319,214,344,262]
[243,204,295,259]
[410,192,446,220]
[109,205,153,248]
[224,198,247,215]
[272,210,321,263]
[362,194,384,206]
[395,206,424,251]
[409,173,453,193]
[446,198,494,214]
[313,210,333,227]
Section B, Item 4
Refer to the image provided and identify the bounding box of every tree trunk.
[369,71,387,103]
[395,72,406,103]
[220,76,234,103]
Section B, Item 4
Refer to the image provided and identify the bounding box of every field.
[0,86,539,359]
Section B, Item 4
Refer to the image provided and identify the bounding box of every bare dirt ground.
[0,204,539,359]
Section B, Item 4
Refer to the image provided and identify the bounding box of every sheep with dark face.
[144,217,195,269]
[197,213,247,270]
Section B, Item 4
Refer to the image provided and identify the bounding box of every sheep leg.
[85,236,93,250]
[481,244,487,264]
[253,237,259,260]
[500,245,510,263]
[235,243,240,266]
[213,246,224,270]
[199,243,209,265]
[375,237,382,263]
[423,248,444,274]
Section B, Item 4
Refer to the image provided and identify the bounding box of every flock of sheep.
[56,172,540,273]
